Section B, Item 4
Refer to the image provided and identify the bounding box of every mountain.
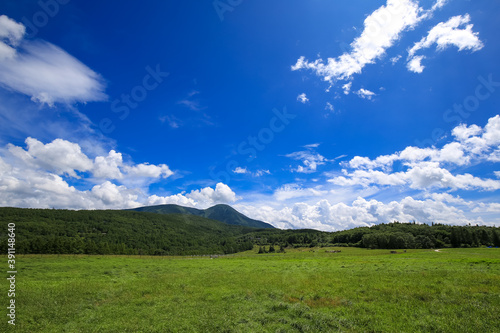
[131,204,275,229]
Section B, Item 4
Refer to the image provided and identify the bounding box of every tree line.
[238,221,500,250]
[1,208,499,255]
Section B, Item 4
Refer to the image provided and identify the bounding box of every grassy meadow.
[3,247,500,332]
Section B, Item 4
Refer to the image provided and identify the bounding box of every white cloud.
[292,0,429,83]
[0,16,106,106]
[177,99,203,111]
[254,169,271,177]
[4,137,174,185]
[431,0,449,11]
[483,115,500,145]
[7,137,93,178]
[273,184,327,202]
[472,202,500,213]
[232,167,270,177]
[452,123,482,141]
[342,82,352,95]
[303,143,320,149]
[90,181,140,208]
[330,116,500,192]
[407,14,483,73]
[0,152,137,210]
[146,183,238,209]
[233,167,248,174]
[297,93,309,104]
[0,137,241,210]
[390,55,402,64]
[236,193,482,231]
[407,55,425,73]
[286,148,329,173]
[159,115,181,129]
[92,150,124,179]
[0,15,25,60]
[0,137,178,209]
[355,88,376,100]
[124,163,173,179]
[146,193,197,208]
[335,159,500,192]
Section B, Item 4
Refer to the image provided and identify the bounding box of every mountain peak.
[131,204,274,229]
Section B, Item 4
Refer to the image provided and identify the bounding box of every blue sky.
[1,0,500,231]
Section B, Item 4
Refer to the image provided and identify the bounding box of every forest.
[1,207,499,255]
[0,208,254,255]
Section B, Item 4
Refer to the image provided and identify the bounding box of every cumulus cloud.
[407,55,425,73]
[145,183,239,209]
[92,150,124,179]
[235,194,483,231]
[342,82,352,95]
[0,137,179,209]
[90,181,140,208]
[407,14,483,73]
[7,137,93,178]
[124,163,173,180]
[292,0,430,83]
[3,137,173,186]
[0,137,239,210]
[0,15,106,106]
[330,116,500,191]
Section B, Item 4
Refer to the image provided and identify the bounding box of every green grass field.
[3,247,500,332]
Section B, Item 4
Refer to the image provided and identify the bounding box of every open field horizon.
[3,247,499,332]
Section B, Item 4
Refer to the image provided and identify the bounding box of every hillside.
[131,204,275,229]
[2,207,499,256]
[0,208,255,255]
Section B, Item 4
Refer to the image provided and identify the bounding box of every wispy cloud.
[325,102,335,113]
[286,145,330,173]
[233,166,270,177]
[177,99,204,111]
[159,115,181,128]
[292,0,434,83]
[0,15,106,106]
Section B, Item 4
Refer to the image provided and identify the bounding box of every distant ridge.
[131,204,275,229]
